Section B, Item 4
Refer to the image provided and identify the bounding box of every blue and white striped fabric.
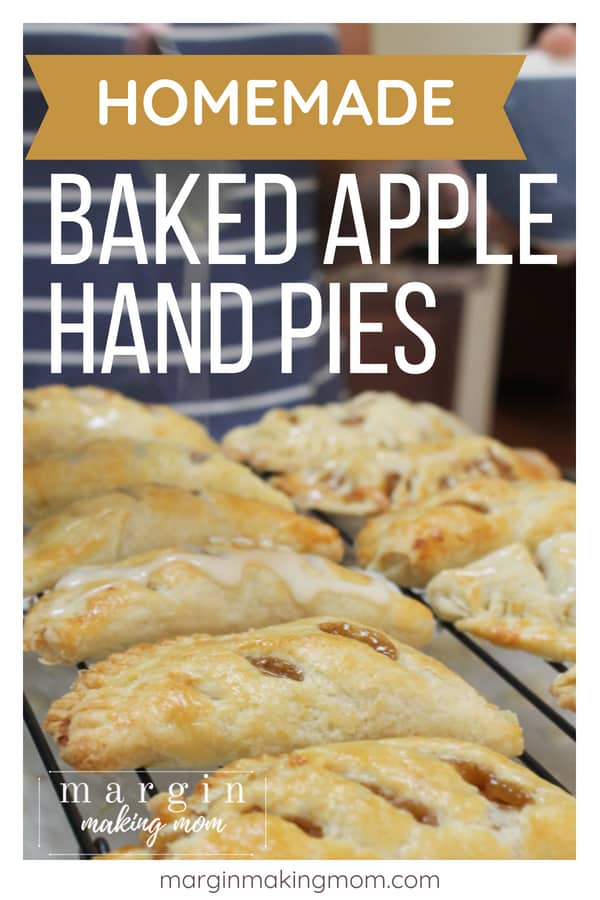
[23,23,343,437]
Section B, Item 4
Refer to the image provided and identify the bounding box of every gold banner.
[26,54,525,160]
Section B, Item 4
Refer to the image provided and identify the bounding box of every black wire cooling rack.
[23,512,576,859]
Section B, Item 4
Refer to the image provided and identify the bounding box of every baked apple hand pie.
[23,440,292,525]
[222,391,471,474]
[272,436,559,516]
[426,534,576,662]
[23,484,343,595]
[356,478,575,587]
[44,617,523,770]
[550,665,576,712]
[23,384,217,462]
[23,547,433,664]
[105,738,574,859]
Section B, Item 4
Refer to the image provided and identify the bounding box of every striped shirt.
[23,23,343,437]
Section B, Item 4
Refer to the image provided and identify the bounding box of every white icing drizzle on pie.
[50,548,400,615]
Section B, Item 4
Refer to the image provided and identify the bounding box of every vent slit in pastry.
[244,807,324,839]
[447,760,532,810]
[318,621,398,660]
[283,816,324,838]
[189,451,210,464]
[114,486,138,499]
[439,499,491,514]
[247,656,304,681]
[356,781,439,826]
[340,415,364,426]
[384,473,402,496]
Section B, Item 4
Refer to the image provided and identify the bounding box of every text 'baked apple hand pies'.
[23,384,218,462]
[105,738,574,860]
[23,547,433,664]
[356,478,575,587]
[23,439,293,526]
[23,484,344,595]
[44,617,524,771]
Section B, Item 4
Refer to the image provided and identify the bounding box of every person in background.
[24,23,350,438]
[536,23,576,56]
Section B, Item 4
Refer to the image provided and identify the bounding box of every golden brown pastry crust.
[550,666,576,712]
[223,391,471,474]
[44,618,523,770]
[23,385,217,462]
[23,485,343,595]
[104,738,574,859]
[426,535,576,662]
[24,547,433,663]
[272,437,559,516]
[24,440,292,525]
[356,479,575,587]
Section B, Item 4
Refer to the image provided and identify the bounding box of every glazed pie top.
[356,478,575,587]
[106,737,574,860]
[427,533,576,661]
[23,484,344,595]
[44,617,523,771]
[23,384,217,462]
[23,546,433,664]
[24,440,292,525]
[222,391,471,473]
[272,436,559,516]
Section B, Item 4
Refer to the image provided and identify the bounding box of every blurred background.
[334,23,575,473]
